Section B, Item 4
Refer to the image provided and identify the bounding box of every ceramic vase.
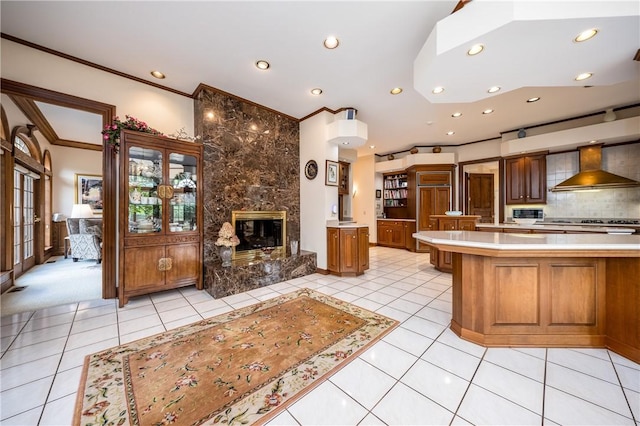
[219,246,232,267]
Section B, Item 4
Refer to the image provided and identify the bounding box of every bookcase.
[383,173,408,217]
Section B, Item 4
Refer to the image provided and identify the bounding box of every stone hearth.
[204,251,316,299]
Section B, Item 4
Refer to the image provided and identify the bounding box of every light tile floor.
[1,247,638,425]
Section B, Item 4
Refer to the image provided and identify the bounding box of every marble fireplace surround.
[195,84,301,263]
[194,84,316,296]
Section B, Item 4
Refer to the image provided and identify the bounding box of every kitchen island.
[413,230,640,363]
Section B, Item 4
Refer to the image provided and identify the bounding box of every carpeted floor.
[0,256,102,317]
[74,288,399,426]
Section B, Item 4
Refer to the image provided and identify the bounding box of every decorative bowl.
[445,210,463,216]
[514,218,538,225]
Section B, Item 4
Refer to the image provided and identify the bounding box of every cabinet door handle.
[158,257,173,271]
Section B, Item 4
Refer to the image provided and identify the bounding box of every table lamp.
[70,204,94,218]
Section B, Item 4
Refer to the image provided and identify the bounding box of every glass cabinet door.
[168,152,197,232]
[128,146,163,234]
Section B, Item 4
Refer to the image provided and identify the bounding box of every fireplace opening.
[232,210,287,260]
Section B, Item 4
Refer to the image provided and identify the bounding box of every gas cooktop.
[581,219,640,225]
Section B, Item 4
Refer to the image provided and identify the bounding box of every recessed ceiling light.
[150,70,165,79]
[369,145,375,149]
[482,109,494,114]
[255,60,270,70]
[526,97,541,103]
[432,86,445,94]
[324,36,339,49]
[575,72,592,81]
[467,44,484,56]
[487,86,501,93]
[446,131,455,136]
[342,141,350,145]
[451,112,462,118]
[575,29,598,42]
[310,88,323,95]
[390,87,403,95]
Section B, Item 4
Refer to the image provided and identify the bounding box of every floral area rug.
[73,288,399,425]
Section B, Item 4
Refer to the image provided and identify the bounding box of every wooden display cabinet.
[118,130,203,306]
[327,226,369,276]
[505,153,547,204]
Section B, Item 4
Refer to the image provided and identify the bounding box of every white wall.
[299,111,338,269]
[2,39,195,219]
[1,40,194,137]
[352,154,376,242]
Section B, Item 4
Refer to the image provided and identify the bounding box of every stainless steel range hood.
[551,144,640,192]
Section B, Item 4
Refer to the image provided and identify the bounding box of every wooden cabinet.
[377,220,405,248]
[429,215,481,272]
[327,226,369,276]
[403,220,416,252]
[118,130,203,306]
[416,186,450,251]
[338,161,349,195]
[327,228,340,272]
[358,227,370,271]
[377,220,416,251]
[505,154,547,204]
[51,221,68,256]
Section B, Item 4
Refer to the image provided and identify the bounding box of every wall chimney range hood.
[550,144,640,192]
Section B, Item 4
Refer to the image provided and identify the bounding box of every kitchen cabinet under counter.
[376,219,416,251]
[327,224,369,277]
[413,230,640,364]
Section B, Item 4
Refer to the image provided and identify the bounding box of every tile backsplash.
[544,143,640,219]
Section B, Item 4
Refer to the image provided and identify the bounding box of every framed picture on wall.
[75,173,103,215]
[325,160,339,186]
[376,189,382,199]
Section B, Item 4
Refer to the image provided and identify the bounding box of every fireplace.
[232,210,287,260]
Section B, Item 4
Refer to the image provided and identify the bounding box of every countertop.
[326,221,369,229]
[477,222,636,234]
[413,230,640,252]
[376,218,416,222]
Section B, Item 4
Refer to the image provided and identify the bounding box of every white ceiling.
[1,1,639,156]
